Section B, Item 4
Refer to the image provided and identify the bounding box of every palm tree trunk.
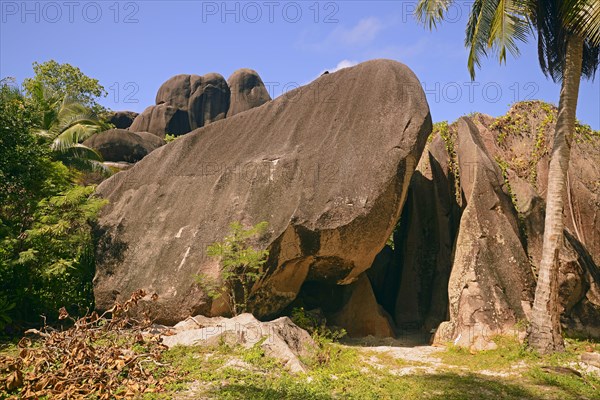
[528,35,584,354]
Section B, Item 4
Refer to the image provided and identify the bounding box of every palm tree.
[415,0,599,353]
[28,81,110,173]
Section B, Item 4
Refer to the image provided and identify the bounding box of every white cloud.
[330,59,359,72]
[313,59,359,81]
[331,17,384,46]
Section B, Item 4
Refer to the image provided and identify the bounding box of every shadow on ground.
[207,371,546,400]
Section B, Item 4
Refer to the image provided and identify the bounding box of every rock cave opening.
[290,170,463,344]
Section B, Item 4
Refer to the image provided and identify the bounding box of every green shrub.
[0,80,105,328]
[196,221,269,316]
[164,133,178,143]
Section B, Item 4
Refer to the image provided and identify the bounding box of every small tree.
[196,221,269,316]
[23,60,107,114]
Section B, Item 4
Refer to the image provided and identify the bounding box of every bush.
[0,81,105,328]
[196,221,269,316]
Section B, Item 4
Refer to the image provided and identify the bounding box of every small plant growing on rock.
[164,133,178,143]
[196,221,269,316]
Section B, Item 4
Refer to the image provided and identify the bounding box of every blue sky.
[1,0,599,128]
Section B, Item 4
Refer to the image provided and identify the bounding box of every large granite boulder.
[433,118,535,350]
[364,103,599,342]
[155,74,196,109]
[83,129,165,163]
[508,170,600,338]
[105,111,138,129]
[132,73,230,136]
[129,104,190,138]
[93,59,432,324]
[227,68,271,117]
[187,73,230,130]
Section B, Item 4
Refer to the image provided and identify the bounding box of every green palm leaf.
[415,0,455,29]
[489,0,530,62]
[563,0,600,46]
[466,0,501,79]
[55,143,104,162]
[51,124,101,152]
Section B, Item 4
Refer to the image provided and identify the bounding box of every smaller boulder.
[134,131,167,150]
[227,68,271,117]
[157,313,314,373]
[83,129,165,163]
[156,74,197,109]
[106,111,139,129]
[188,73,230,129]
[129,104,190,137]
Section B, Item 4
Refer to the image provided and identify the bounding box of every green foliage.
[196,221,269,316]
[18,185,106,275]
[574,121,600,143]
[164,134,178,143]
[0,82,57,232]
[434,121,462,205]
[415,0,600,82]
[17,61,112,174]
[1,181,105,323]
[290,307,346,368]
[0,296,15,331]
[23,60,107,114]
[27,84,109,174]
[290,307,346,342]
[0,79,105,327]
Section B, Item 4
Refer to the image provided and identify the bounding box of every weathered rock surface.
[476,102,600,267]
[105,111,138,129]
[155,74,197,110]
[365,103,598,342]
[187,73,230,130]
[471,103,600,338]
[581,352,600,369]
[83,129,165,163]
[329,273,395,338]
[508,172,600,338]
[133,131,167,150]
[93,59,432,325]
[129,104,190,138]
[156,313,314,373]
[227,68,271,117]
[433,118,535,350]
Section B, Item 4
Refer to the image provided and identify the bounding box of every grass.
[136,335,599,400]
[2,333,599,399]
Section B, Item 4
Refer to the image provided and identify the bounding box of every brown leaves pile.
[0,290,175,399]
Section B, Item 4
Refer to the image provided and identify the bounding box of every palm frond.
[489,0,531,62]
[562,0,600,46]
[54,143,104,163]
[51,124,102,152]
[466,0,498,79]
[581,38,600,80]
[415,0,454,29]
[530,0,566,82]
[50,101,100,137]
